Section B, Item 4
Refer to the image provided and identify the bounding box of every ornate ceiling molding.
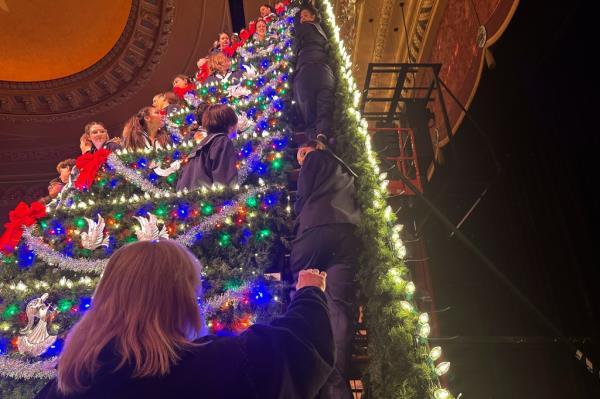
[332,0,362,55]
[372,0,394,63]
[0,0,176,122]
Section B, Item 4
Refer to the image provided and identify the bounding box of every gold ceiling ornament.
[0,0,176,122]
[372,0,395,63]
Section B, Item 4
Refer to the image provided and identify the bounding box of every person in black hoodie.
[176,104,238,191]
[290,140,362,399]
[292,3,335,144]
[35,240,333,399]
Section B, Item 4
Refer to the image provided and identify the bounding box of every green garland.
[314,0,453,397]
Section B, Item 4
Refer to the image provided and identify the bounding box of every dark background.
[418,0,600,397]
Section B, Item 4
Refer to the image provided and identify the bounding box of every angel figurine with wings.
[17,293,58,356]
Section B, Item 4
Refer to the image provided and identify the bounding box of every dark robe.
[176,133,238,191]
[292,15,335,138]
[294,150,360,235]
[34,287,333,399]
[290,149,361,399]
[292,16,329,70]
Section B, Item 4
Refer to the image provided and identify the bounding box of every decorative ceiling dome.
[0,0,176,121]
[0,1,131,82]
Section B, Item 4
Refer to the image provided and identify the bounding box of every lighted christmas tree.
[0,1,454,398]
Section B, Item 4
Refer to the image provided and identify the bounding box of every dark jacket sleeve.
[210,136,238,186]
[34,379,61,399]
[239,286,334,399]
[294,151,322,216]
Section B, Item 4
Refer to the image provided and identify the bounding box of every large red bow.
[74,148,111,191]
[0,201,46,255]
[196,62,211,83]
[173,83,197,99]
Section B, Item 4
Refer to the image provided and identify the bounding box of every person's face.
[256,21,267,36]
[59,167,71,183]
[300,9,316,23]
[48,183,63,198]
[145,107,164,130]
[89,124,108,145]
[173,77,187,88]
[219,33,230,48]
[297,146,315,166]
[259,5,271,17]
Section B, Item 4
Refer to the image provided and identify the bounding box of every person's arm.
[239,270,333,399]
[294,151,322,215]
[210,136,238,186]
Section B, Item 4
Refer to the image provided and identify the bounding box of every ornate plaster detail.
[0,0,176,122]
[372,0,395,63]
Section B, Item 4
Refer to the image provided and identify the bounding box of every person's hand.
[296,268,326,292]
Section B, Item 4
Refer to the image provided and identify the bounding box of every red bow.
[196,62,210,83]
[239,28,251,42]
[173,83,197,99]
[275,4,285,14]
[0,201,46,255]
[74,148,111,191]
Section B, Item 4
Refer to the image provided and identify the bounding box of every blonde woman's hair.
[207,52,230,75]
[57,240,203,395]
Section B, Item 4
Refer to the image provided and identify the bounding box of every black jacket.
[35,287,333,399]
[176,133,238,191]
[293,15,329,70]
[295,150,361,234]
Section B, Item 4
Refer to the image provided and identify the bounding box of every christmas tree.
[0,1,454,398]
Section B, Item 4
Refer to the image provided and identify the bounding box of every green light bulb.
[246,197,258,208]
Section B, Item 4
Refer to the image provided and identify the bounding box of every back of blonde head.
[57,240,203,395]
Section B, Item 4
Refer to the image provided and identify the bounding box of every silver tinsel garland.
[0,356,57,379]
[107,153,173,197]
[201,282,252,316]
[175,186,269,247]
[24,186,272,274]
[23,227,108,274]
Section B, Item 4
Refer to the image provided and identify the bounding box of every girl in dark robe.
[34,240,333,399]
[177,104,239,190]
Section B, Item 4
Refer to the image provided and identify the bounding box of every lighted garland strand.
[23,186,272,274]
[175,186,269,247]
[314,0,454,398]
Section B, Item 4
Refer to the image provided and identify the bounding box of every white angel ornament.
[80,215,110,250]
[134,213,169,241]
[18,293,57,356]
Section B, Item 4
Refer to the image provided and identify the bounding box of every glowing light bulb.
[429,346,442,361]
[435,362,451,376]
